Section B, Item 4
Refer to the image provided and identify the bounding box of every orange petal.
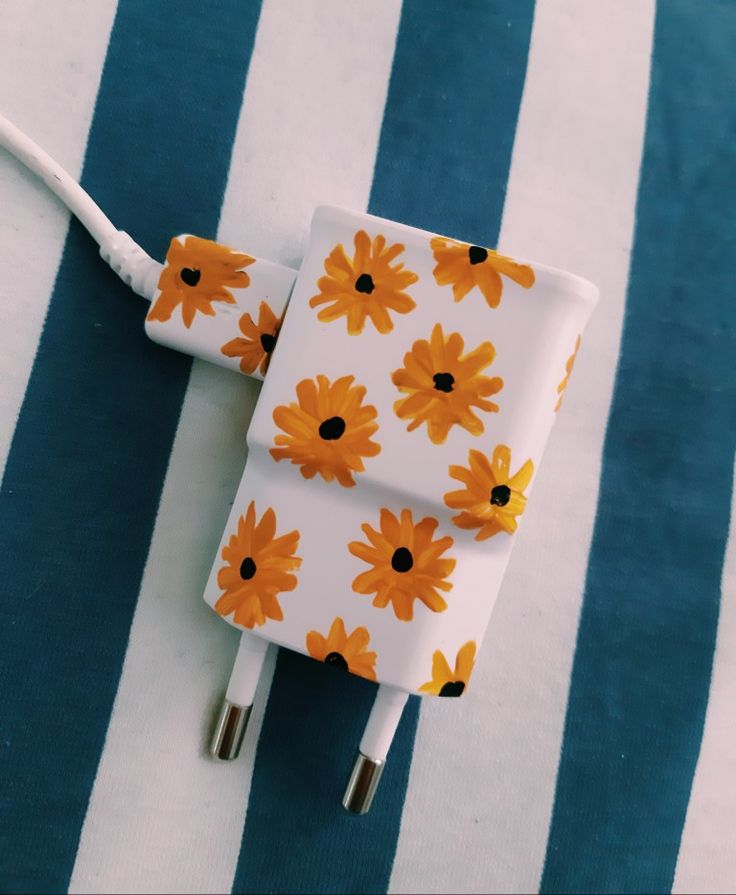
[489,252,535,289]
[430,649,452,684]
[455,641,477,682]
[508,458,534,493]
[327,616,348,650]
[472,264,503,308]
[344,625,371,656]
[390,590,414,621]
[490,445,512,483]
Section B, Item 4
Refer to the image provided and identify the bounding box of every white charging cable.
[0,112,162,300]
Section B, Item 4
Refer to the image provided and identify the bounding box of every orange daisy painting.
[419,641,477,697]
[270,375,380,488]
[215,501,301,628]
[349,508,456,621]
[392,323,503,444]
[444,445,534,541]
[221,300,282,376]
[430,236,534,308]
[306,617,377,681]
[148,235,254,328]
[310,230,418,334]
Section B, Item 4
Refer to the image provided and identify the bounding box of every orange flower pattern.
[215,501,301,628]
[445,445,534,541]
[419,641,477,696]
[306,617,377,681]
[221,300,282,376]
[349,508,455,621]
[198,223,577,698]
[392,323,503,444]
[270,375,380,487]
[555,335,581,411]
[431,236,534,308]
[148,235,254,328]
[310,230,418,334]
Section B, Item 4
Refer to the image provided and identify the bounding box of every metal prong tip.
[342,752,385,815]
[210,700,252,760]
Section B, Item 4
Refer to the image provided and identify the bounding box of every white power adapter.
[1,114,598,815]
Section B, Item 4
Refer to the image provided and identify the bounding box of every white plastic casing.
[147,206,598,697]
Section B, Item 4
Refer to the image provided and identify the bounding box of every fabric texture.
[0,1,734,893]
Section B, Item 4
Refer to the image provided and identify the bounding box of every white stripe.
[673,455,736,895]
[389,2,655,892]
[0,0,117,480]
[213,0,401,267]
[69,1,401,892]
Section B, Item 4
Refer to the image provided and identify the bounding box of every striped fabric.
[0,1,734,893]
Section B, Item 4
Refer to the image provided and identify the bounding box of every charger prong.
[343,684,409,814]
[210,631,268,760]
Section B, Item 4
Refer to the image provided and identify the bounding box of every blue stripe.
[540,3,736,892]
[231,2,535,892]
[0,2,263,891]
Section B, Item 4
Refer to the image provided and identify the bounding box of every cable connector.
[99,230,163,301]
[1,112,163,301]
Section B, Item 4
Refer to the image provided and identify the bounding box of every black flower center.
[490,484,511,507]
[260,332,277,353]
[354,273,375,294]
[433,372,455,393]
[439,680,466,697]
[239,556,257,580]
[180,267,201,287]
[324,651,348,671]
[468,245,488,265]
[319,416,346,440]
[391,547,414,573]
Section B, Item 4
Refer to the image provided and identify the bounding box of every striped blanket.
[1,1,734,892]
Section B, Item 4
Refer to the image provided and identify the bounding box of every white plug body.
[145,206,597,699]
